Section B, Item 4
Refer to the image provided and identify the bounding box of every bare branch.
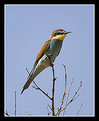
[26,54,67,116]
[76,103,83,116]
[66,77,74,105]
[47,106,51,116]
[48,104,52,111]
[73,93,80,101]
[26,62,82,116]
[71,81,82,100]
[62,77,74,115]
[26,68,52,100]
[15,91,16,116]
[26,68,30,76]
[5,110,9,116]
[47,54,56,116]
[55,64,67,116]
[25,110,32,116]
[26,53,56,116]
[51,63,56,116]
[55,80,82,116]
[32,81,52,100]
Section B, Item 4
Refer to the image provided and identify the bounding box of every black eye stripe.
[58,32,63,35]
[54,32,63,37]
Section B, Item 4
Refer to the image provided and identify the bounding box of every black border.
[0,0,96,120]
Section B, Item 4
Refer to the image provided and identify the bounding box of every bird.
[21,29,71,94]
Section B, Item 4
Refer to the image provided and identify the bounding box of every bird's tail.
[21,65,47,94]
[21,73,35,94]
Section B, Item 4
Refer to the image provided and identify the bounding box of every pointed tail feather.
[21,64,48,94]
[21,74,35,94]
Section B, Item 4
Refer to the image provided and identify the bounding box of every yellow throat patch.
[53,34,66,41]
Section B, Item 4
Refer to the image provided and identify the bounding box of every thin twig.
[15,91,16,116]
[25,110,32,116]
[63,81,82,113]
[26,61,56,116]
[48,104,52,111]
[76,103,83,116]
[32,81,52,100]
[47,106,51,116]
[26,68,30,76]
[66,77,74,105]
[5,110,9,116]
[63,77,74,115]
[55,64,67,116]
[26,53,56,116]
[55,81,82,116]
[26,68,52,100]
[71,81,82,100]
[47,54,56,116]
[51,63,56,116]
[61,65,67,107]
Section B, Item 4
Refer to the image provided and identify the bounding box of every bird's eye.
[53,33,57,37]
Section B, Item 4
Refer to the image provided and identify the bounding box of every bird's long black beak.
[64,31,72,34]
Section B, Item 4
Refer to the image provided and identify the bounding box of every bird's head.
[50,29,71,41]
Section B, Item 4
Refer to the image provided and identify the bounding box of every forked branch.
[26,61,82,116]
[26,54,56,116]
[55,80,82,116]
[26,68,52,100]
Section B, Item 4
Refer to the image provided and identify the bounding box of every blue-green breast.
[46,39,63,63]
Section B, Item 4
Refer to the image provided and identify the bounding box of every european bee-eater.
[21,29,71,94]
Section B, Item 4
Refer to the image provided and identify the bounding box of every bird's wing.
[28,39,51,76]
[21,39,51,94]
[34,39,51,66]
